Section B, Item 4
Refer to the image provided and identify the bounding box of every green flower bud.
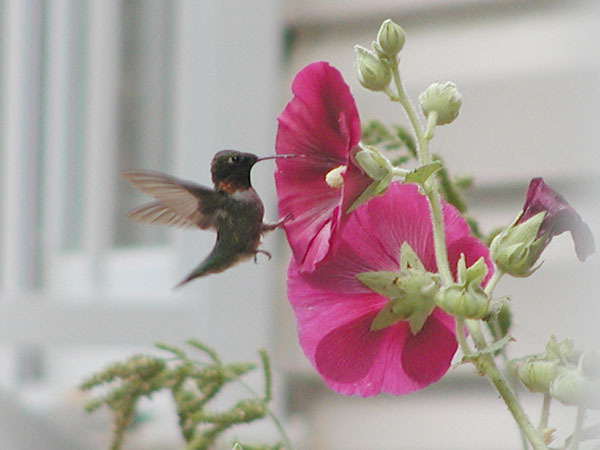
[354,45,391,92]
[490,212,546,277]
[517,358,560,393]
[580,350,600,379]
[375,19,406,59]
[434,256,489,319]
[550,367,600,409]
[545,335,579,365]
[354,147,392,181]
[435,284,488,319]
[347,146,397,212]
[418,82,462,125]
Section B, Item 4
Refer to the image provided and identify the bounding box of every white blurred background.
[0,0,599,449]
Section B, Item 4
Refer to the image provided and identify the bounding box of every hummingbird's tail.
[172,271,198,289]
[172,260,223,289]
[172,241,250,289]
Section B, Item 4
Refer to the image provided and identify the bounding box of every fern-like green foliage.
[361,119,416,164]
[361,120,482,239]
[80,340,285,450]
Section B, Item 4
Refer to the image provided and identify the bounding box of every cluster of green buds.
[434,255,489,319]
[354,19,405,92]
[355,18,462,128]
[490,211,547,277]
[517,336,600,409]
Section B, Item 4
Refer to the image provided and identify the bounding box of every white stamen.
[325,165,347,189]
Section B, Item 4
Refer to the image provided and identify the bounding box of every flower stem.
[385,61,453,286]
[465,320,548,450]
[568,406,586,450]
[386,63,425,150]
[424,185,453,285]
[484,269,504,297]
[539,393,551,431]
[392,167,410,177]
[424,111,438,142]
[455,317,472,356]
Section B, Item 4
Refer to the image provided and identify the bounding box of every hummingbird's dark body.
[122,150,282,287]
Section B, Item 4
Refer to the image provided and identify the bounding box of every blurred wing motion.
[121,170,220,230]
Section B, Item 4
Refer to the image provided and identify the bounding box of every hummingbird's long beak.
[257,154,305,162]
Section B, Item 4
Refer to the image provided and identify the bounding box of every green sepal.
[467,257,487,284]
[370,301,401,331]
[357,243,439,334]
[490,211,548,277]
[545,335,578,364]
[399,241,425,271]
[346,174,393,213]
[356,271,406,299]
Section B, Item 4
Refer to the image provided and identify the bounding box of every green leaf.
[360,121,417,158]
[454,175,474,190]
[361,120,393,145]
[391,156,409,166]
[462,335,514,363]
[404,162,442,186]
[394,125,417,158]
[494,303,512,337]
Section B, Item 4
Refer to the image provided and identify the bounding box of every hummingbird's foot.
[262,213,293,232]
[254,249,272,263]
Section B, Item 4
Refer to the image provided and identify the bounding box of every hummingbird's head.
[211,150,259,192]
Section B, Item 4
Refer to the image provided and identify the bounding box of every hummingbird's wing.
[122,170,222,230]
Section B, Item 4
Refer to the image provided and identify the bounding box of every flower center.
[325,165,347,188]
[356,243,440,334]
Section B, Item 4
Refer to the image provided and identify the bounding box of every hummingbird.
[122,150,291,288]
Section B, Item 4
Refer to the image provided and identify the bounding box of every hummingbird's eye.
[228,155,240,164]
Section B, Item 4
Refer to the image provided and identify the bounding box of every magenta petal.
[401,314,457,385]
[311,311,458,396]
[315,312,385,383]
[340,149,375,214]
[570,220,596,261]
[284,175,490,397]
[289,62,361,152]
[275,62,370,272]
[520,177,595,261]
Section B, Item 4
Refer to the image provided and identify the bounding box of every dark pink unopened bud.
[518,178,595,262]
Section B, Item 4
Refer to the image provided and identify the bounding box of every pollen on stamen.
[325,165,347,188]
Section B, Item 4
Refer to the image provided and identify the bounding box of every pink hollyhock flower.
[519,177,595,262]
[287,182,492,397]
[275,62,372,272]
